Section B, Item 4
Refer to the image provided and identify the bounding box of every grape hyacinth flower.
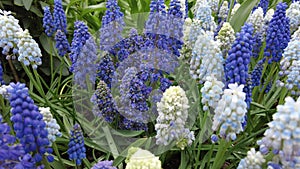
[287,1,300,33]
[229,3,240,20]
[39,107,62,145]
[237,148,266,169]
[97,54,116,88]
[55,30,70,56]
[91,160,117,169]
[257,96,300,168]
[225,23,254,107]
[68,124,86,165]
[292,26,300,41]
[17,29,43,69]
[218,1,229,24]
[216,22,235,58]
[0,10,23,56]
[99,0,124,51]
[189,1,216,47]
[70,21,91,72]
[201,76,224,111]
[125,147,162,169]
[264,2,290,63]
[53,0,68,34]
[91,80,119,123]
[212,83,248,141]
[7,82,53,164]
[0,61,4,85]
[155,86,195,150]
[190,30,224,83]
[251,58,266,87]
[42,6,54,37]
[73,37,97,88]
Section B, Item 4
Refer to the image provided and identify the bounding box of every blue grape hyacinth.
[53,0,67,34]
[42,6,54,37]
[99,0,125,51]
[97,54,116,88]
[68,124,86,165]
[7,82,53,165]
[251,58,266,87]
[70,21,91,72]
[264,2,290,63]
[91,160,117,169]
[55,30,70,56]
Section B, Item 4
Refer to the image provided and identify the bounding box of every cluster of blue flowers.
[68,124,86,165]
[99,0,124,51]
[254,0,269,15]
[43,0,70,56]
[264,2,290,63]
[91,160,117,169]
[6,82,54,167]
[251,58,266,87]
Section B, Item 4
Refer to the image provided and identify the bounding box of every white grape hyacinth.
[125,147,162,169]
[155,86,195,150]
[237,148,266,169]
[201,76,224,111]
[212,83,248,141]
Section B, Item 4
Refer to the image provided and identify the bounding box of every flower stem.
[211,139,231,169]
[8,59,19,82]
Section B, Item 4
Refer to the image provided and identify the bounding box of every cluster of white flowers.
[190,31,224,83]
[218,1,229,21]
[0,84,12,99]
[17,30,42,69]
[230,3,240,20]
[257,96,300,168]
[125,147,162,169]
[155,86,194,150]
[216,22,235,58]
[39,107,62,145]
[0,10,43,69]
[189,0,216,47]
[201,76,224,111]
[247,7,265,34]
[292,26,300,41]
[237,148,266,169]
[212,83,248,141]
[0,10,22,57]
[287,1,300,33]
[193,0,218,14]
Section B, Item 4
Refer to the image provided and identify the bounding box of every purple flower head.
[149,0,166,14]
[70,21,91,72]
[53,0,67,34]
[55,30,70,56]
[42,6,54,37]
[253,0,269,15]
[99,0,124,51]
[68,124,86,165]
[91,160,117,169]
[264,2,290,63]
[6,82,53,165]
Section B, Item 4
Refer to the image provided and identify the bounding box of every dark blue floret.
[55,30,70,56]
[68,124,86,165]
[42,6,54,37]
[97,54,116,88]
[264,2,290,63]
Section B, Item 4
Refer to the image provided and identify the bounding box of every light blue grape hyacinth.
[39,107,62,146]
[201,76,224,111]
[190,30,224,83]
[0,10,22,57]
[287,1,300,33]
[155,86,195,150]
[212,83,248,141]
[257,96,300,168]
[237,148,266,169]
[189,0,216,47]
[16,30,42,69]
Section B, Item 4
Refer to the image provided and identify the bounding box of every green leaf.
[14,0,23,6]
[22,0,33,10]
[111,129,144,137]
[81,3,106,16]
[30,5,43,17]
[39,33,54,55]
[230,0,259,32]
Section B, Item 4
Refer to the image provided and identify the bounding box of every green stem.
[211,139,231,169]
